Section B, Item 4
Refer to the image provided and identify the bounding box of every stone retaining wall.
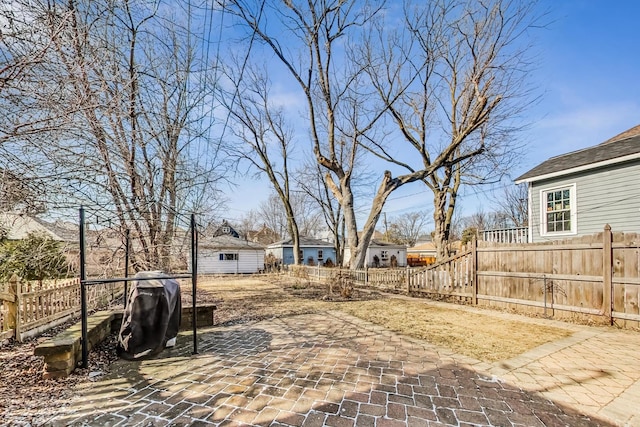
[34,305,216,378]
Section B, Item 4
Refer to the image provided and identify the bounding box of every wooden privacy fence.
[474,226,640,327]
[289,225,640,328]
[0,275,122,342]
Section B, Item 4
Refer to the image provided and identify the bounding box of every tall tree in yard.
[218,63,305,263]
[0,1,225,270]
[223,0,416,269]
[363,0,539,258]
[223,0,539,266]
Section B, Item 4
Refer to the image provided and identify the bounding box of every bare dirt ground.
[1,274,574,424]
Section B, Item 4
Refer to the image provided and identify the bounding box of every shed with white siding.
[198,235,265,274]
[343,239,407,268]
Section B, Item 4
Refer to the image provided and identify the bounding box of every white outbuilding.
[343,239,407,268]
[197,235,265,274]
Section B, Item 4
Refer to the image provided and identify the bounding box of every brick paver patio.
[44,310,639,426]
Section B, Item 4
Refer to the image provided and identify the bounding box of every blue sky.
[224,1,640,227]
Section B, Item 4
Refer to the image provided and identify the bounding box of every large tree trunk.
[431,164,462,260]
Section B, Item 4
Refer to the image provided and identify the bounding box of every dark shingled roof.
[515,124,640,182]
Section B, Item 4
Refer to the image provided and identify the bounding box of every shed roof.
[267,237,334,249]
[368,239,407,249]
[515,124,640,183]
[200,235,265,250]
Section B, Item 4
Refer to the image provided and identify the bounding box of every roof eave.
[515,151,640,184]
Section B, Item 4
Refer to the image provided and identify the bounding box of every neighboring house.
[0,213,65,241]
[198,235,265,274]
[246,224,281,245]
[407,241,437,266]
[211,220,240,238]
[34,218,79,244]
[343,240,408,268]
[266,237,336,266]
[515,124,640,242]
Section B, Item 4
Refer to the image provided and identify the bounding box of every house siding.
[530,160,640,242]
[280,247,336,265]
[267,243,336,266]
[198,249,265,274]
[343,245,408,267]
[366,247,407,267]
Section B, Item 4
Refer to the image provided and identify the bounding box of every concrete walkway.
[45,310,639,426]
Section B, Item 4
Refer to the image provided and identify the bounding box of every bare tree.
[0,1,73,144]
[1,1,225,270]
[0,168,45,213]
[257,194,289,242]
[224,0,539,266]
[233,209,262,240]
[255,192,323,243]
[362,0,539,258]
[494,183,528,227]
[459,209,509,232]
[223,0,438,269]
[296,161,346,265]
[386,211,431,247]
[218,62,306,263]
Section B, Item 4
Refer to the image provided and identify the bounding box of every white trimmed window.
[540,184,577,236]
[219,253,238,261]
[381,250,389,260]
[317,249,323,260]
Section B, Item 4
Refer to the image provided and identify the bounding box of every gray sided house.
[515,124,640,242]
[267,237,336,266]
[198,235,265,274]
[343,240,408,268]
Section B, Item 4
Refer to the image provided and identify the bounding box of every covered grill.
[117,271,181,360]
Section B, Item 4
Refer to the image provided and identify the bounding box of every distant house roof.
[515,124,640,183]
[246,225,280,245]
[200,235,264,250]
[368,239,406,249]
[33,219,78,243]
[212,220,240,238]
[267,237,334,249]
[407,241,436,253]
[0,213,64,241]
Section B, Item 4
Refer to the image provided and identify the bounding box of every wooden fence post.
[365,265,368,286]
[7,274,21,340]
[406,265,410,294]
[602,224,613,325]
[471,237,478,305]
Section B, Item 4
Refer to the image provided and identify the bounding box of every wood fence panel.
[477,237,607,319]
[0,276,124,341]
[285,230,638,328]
[612,232,640,327]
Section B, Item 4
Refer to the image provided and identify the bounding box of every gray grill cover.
[117,271,181,360]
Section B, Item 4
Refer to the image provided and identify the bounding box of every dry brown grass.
[334,299,571,362]
[194,275,573,363]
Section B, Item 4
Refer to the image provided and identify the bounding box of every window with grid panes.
[545,188,572,232]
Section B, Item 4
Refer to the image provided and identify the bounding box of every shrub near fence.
[0,275,122,342]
